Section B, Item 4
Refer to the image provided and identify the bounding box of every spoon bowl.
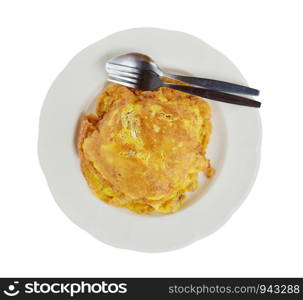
[106,52,162,75]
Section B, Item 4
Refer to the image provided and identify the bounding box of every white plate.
[38,28,262,252]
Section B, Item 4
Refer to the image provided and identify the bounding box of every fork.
[107,67,261,108]
[106,52,260,96]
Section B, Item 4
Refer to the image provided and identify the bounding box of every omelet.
[78,82,214,214]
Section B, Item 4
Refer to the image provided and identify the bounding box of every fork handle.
[163,73,260,96]
[163,83,261,108]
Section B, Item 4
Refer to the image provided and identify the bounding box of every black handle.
[166,84,261,108]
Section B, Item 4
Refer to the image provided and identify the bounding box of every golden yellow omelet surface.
[78,83,214,214]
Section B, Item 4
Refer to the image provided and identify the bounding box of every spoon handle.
[163,73,259,96]
[163,83,261,108]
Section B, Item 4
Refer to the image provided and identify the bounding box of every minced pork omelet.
[78,82,214,214]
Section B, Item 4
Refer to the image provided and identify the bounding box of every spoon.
[106,53,260,96]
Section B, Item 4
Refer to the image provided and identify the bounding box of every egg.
[78,82,214,214]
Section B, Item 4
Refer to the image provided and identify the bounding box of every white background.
[1,0,302,277]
